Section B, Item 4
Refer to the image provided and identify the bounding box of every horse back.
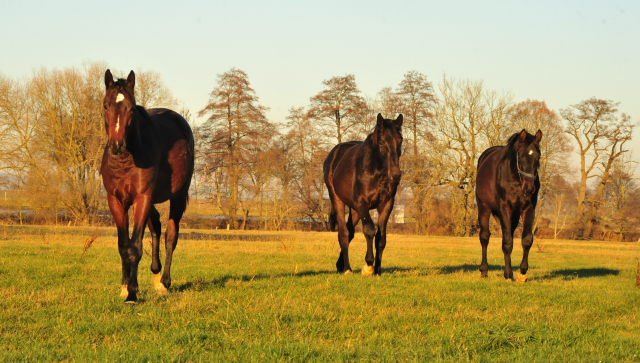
[476,146,503,211]
[324,141,362,206]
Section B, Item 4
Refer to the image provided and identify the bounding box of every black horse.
[323,114,403,276]
[476,129,542,281]
[101,70,194,303]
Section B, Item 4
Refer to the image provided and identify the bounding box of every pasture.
[1,225,639,362]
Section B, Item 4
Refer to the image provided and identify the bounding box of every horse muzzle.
[522,182,536,198]
[109,139,126,155]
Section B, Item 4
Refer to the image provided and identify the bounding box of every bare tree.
[396,71,436,162]
[482,89,514,147]
[308,75,369,144]
[198,68,272,229]
[562,98,628,225]
[285,106,329,228]
[12,62,107,223]
[432,76,488,236]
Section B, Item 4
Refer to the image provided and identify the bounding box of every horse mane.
[501,131,528,161]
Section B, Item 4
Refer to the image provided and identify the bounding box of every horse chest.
[103,155,155,200]
[358,178,392,208]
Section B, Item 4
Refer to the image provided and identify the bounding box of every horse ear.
[105,69,114,88]
[372,113,384,145]
[126,70,135,89]
[519,129,527,142]
[394,114,403,129]
[535,129,542,144]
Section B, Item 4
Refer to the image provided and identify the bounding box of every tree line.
[1,61,638,240]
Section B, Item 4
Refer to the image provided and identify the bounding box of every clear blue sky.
[2,0,639,157]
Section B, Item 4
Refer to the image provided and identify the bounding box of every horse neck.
[123,107,158,167]
[500,146,520,181]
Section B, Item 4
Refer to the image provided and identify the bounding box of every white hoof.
[344,270,352,275]
[120,284,128,298]
[515,274,528,283]
[362,264,374,276]
[154,273,167,294]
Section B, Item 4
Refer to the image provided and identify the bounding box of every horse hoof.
[153,273,168,295]
[344,270,352,275]
[124,293,137,304]
[120,285,128,298]
[361,264,374,276]
[515,274,528,283]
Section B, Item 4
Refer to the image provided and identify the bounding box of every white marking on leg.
[516,273,528,283]
[120,284,128,298]
[116,116,120,132]
[362,264,374,276]
[116,93,124,102]
[154,273,167,294]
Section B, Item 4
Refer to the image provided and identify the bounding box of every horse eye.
[103,104,107,110]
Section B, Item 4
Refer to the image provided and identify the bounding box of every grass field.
[1,225,639,362]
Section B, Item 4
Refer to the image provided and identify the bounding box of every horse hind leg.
[147,205,166,294]
[160,193,188,290]
[347,208,360,242]
[477,203,491,278]
[333,201,352,274]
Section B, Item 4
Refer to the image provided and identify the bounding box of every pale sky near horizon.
[2,0,639,174]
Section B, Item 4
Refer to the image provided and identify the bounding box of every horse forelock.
[501,131,537,161]
[106,78,135,105]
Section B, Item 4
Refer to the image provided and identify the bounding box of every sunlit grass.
[1,226,639,361]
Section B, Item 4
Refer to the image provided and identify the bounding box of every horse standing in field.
[101,70,194,303]
[324,114,403,276]
[476,129,542,281]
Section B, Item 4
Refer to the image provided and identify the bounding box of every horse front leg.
[499,207,519,280]
[477,202,492,278]
[108,195,131,299]
[372,197,395,276]
[356,203,376,276]
[125,193,152,303]
[517,206,536,282]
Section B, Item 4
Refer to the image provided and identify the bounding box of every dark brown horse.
[323,114,403,276]
[101,70,194,303]
[476,129,542,281]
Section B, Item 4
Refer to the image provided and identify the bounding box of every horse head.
[103,70,136,155]
[513,129,542,197]
[372,113,403,183]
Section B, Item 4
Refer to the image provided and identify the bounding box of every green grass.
[1,225,639,362]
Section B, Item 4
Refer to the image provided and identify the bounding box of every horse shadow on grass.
[382,264,503,276]
[547,268,619,279]
[173,269,336,292]
[419,265,620,279]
